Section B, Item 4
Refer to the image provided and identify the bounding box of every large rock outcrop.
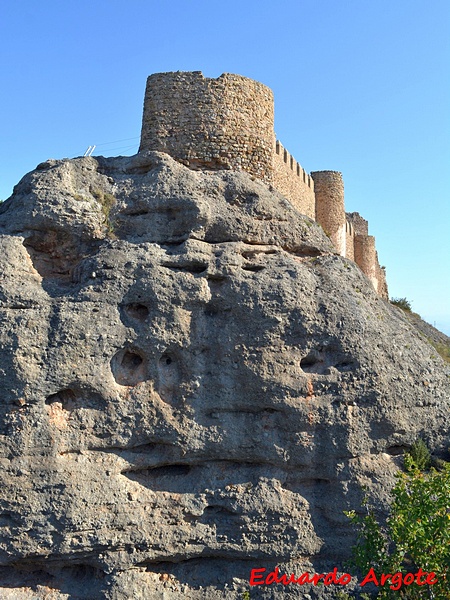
[0,151,448,599]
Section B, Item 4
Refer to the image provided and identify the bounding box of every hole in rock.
[46,389,77,407]
[335,360,355,372]
[300,352,323,373]
[122,464,192,485]
[156,352,181,404]
[124,302,150,322]
[122,462,198,492]
[22,229,94,286]
[122,208,150,217]
[159,353,175,368]
[111,349,147,386]
[163,261,208,274]
[204,305,219,317]
[150,464,191,477]
[122,352,143,369]
[203,505,236,516]
[386,445,408,456]
[45,387,106,417]
[242,264,265,272]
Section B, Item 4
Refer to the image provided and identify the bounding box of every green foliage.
[431,342,450,364]
[405,439,431,471]
[335,593,372,600]
[90,187,116,237]
[390,297,412,312]
[345,463,450,598]
[73,193,87,202]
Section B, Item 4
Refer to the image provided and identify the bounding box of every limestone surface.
[0,151,448,599]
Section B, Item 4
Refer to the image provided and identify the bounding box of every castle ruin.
[139,71,388,298]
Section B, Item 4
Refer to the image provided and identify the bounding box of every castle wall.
[345,221,355,261]
[347,212,368,236]
[354,234,378,291]
[376,254,389,300]
[138,71,389,300]
[272,141,315,218]
[139,71,275,184]
[311,171,346,256]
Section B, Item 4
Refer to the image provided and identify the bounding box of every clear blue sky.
[1,0,449,334]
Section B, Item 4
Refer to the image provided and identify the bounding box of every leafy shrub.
[406,439,431,471]
[390,297,412,311]
[90,187,116,237]
[345,461,450,598]
[431,342,450,364]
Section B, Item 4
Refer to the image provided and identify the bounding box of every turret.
[311,171,346,255]
[139,71,275,184]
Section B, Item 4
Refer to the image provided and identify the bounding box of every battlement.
[274,141,313,189]
[273,141,315,218]
[139,71,388,298]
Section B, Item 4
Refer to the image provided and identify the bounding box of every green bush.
[406,439,431,471]
[90,187,116,237]
[390,297,412,312]
[345,461,450,598]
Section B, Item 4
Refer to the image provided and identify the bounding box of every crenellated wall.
[272,141,315,219]
[347,212,388,299]
[139,71,388,298]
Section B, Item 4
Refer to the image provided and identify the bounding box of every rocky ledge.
[0,152,448,599]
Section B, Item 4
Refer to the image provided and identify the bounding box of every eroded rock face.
[0,152,448,599]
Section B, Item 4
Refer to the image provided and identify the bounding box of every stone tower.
[139,71,275,184]
[311,171,346,256]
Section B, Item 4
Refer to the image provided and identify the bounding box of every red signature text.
[249,567,351,587]
[360,567,438,591]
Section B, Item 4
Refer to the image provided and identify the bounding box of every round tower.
[139,71,275,184]
[354,235,378,292]
[311,171,346,256]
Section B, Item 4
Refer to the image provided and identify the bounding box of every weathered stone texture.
[311,171,346,256]
[354,234,377,291]
[346,211,369,236]
[345,220,355,262]
[0,151,448,598]
[376,256,389,300]
[272,141,315,219]
[139,72,275,184]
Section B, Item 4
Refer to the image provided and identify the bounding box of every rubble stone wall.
[139,71,275,184]
[272,141,315,218]
[311,171,346,256]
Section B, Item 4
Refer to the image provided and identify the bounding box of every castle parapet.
[347,212,369,236]
[139,71,275,184]
[273,141,315,219]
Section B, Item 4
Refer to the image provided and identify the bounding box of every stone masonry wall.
[376,253,389,300]
[345,221,355,262]
[139,72,275,184]
[138,71,388,299]
[348,213,388,298]
[273,141,315,219]
[347,212,369,236]
[311,171,346,256]
[354,234,378,291]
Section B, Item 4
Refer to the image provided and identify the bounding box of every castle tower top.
[139,71,275,183]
